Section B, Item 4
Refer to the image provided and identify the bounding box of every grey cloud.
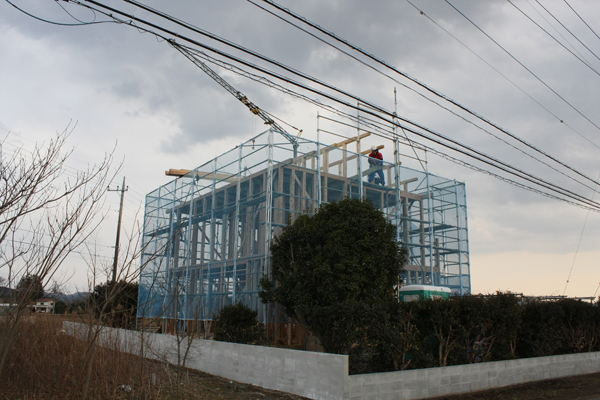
[3,0,600,294]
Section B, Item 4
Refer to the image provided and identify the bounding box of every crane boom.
[170,41,299,150]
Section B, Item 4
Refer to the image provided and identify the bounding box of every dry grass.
[0,314,307,400]
[0,314,158,399]
[4,314,599,399]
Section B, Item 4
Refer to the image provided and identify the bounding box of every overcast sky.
[1,0,600,297]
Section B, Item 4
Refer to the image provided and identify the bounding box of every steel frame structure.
[138,128,470,322]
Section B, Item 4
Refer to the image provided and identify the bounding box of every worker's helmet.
[371,146,377,151]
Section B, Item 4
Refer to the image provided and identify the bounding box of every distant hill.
[0,287,90,304]
[0,286,16,302]
[52,291,90,304]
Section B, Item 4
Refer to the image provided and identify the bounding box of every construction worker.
[368,146,385,186]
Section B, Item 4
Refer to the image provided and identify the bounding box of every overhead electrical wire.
[445,0,600,136]
[15,0,600,294]
[593,282,600,299]
[17,0,598,206]
[15,1,596,214]
[175,44,600,211]
[405,0,559,122]
[20,0,600,211]
[53,0,600,211]
[562,172,600,295]
[250,0,597,194]
[564,0,600,43]
[509,0,599,73]
[0,128,144,222]
[201,54,597,211]
[251,0,600,184]
[54,0,99,25]
[110,0,600,198]
[170,40,600,211]
[5,0,112,26]
[174,45,600,212]
[533,0,600,64]
[526,0,589,64]
[11,0,600,202]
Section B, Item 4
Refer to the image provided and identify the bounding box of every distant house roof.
[37,299,54,303]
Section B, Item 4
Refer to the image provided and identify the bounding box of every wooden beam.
[165,168,192,177]
[332,132,371,148]
[165,169,237,183]
[399,177,418,185]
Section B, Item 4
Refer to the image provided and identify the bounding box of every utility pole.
[108,177,128,283]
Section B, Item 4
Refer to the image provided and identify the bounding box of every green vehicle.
[397,285,452,302]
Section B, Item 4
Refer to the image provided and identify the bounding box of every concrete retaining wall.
[348,352,600,400]
[64,322,600,400]
[63,322,347,400]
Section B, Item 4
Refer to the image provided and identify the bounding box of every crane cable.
[27,0,600,210]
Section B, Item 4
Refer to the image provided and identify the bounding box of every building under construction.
[137,125,470,327]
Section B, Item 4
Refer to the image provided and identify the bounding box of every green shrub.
[91,281,138,329]
[213,303,265,344]
[517,300,566,358]
[306,300,417,374]
[556,299,600,354]
[487,292,522,361]
[54,300,67,315]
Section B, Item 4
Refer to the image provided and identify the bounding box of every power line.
[0,126,145,205]
[445,0,600,137]
[198,43,598,198]
[26,0,600,210]
[564,0,600,43]
[508,0,600,73]
[11,1,600,201]
[593,282,600,299]
[5,0,113,26]
[105,0,600,206]
[405,0,556,120]
[64,0,600,210]
[172,41,600,211]
[250,0,595,194]
[563,171,600,295]
[186,46,600,212]
[3,239,114,263]
[251,0,600,185]
[532,0,600,65]
[402,0,599,193]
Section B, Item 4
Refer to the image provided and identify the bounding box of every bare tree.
[78,208,181,400]
[135,254,170,395]
[79,211,147,400]
[171,274,203,400]
[0,125,117,378]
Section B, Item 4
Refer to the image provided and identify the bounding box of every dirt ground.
[153,367,310,400]
[430,371,600,400]
[179,370,600,400]
[138,368,600,400]
[5,359,600,399]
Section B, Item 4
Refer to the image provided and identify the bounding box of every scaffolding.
[138,127,470,323]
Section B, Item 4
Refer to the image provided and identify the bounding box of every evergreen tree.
[16,274,44,305]
[260,198,407,371]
